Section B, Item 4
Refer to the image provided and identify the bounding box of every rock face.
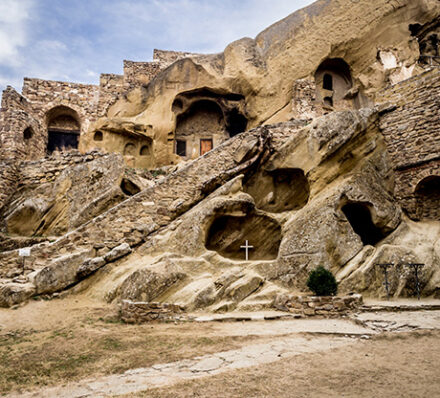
[0,0,439,310]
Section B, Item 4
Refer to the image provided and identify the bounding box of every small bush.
[307,266,338,296]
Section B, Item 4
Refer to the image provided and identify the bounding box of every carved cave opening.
[94,131,103,141]
[315,58,353,108]
[121,178,141,196]
[409,21,440,64]
[342,203,386,246]
[206,213,281,260]
[46,106,81,154]
[244,168,310,213]
[176,100,225,137]
[172,89,248,158]
[415,176,440,220]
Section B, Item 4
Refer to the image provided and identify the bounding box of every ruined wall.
[22,78,101,133]
[153,49,201,68]
[0,87,41,210]
[378,67,440,219]
[123,61,162,91]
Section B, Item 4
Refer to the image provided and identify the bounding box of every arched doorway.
[175,100,226,158]
[46,106,81,154]
[415,176,440,220]
[315,58,353,110]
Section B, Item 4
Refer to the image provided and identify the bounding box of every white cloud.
[0,0,34,66]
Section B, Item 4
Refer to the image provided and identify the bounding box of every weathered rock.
[77,257,106,279]
[0,283,36,308]
[118,259,187,302]
[104,243,132,263]
[31,249,93,295]
[224,273,264,302]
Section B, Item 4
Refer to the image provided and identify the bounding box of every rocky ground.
[1,297,439,397]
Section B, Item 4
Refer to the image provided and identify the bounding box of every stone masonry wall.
[120,301,183,323]
[0,126,270,279]
[273,294,363,317]
[22,78,101,133]
[377,68,440,218]
[0,87,41,210]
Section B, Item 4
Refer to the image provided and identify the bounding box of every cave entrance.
[415,176,440,220]
[244,168,310,213]
[342,203,385,246]
[315,58,353,109]
[206,213,281,260]
[175,100,225,158]
[46,106,81,154]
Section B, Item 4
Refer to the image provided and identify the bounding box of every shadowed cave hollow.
[342,203,386,246]
[206,213,281,260]
[244,168,310,213]
[415,176,440,220]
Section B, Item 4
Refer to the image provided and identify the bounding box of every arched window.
[93,131,103,141]
[123,143,136,156]
[140,144,151,156]
[46,106,80,153]
[323,73,333,91]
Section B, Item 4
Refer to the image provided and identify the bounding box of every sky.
[0,0,315,95]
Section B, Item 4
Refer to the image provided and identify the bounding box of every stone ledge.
[273,294,363,317]
[120,300,184,324]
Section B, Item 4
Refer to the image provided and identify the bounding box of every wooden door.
[200,139,213,156]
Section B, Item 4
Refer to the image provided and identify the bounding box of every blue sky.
[0,0,315,95]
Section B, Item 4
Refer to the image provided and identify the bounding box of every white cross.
[240,240,254,261]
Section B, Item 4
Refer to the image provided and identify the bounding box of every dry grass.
[128,330,440,398]
[0,307,262,394]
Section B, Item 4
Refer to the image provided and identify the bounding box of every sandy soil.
[134,330,440,398]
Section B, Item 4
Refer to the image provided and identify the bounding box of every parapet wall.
[378,68,440,219]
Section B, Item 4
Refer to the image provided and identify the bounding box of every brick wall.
[377,68,440,219]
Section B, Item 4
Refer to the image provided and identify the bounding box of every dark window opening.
[176,140,186,157]
[415,176,440,220]
[23,127,33,140]
[94,131,103,141]
[121,178,141,196]
[226,108,248,137]
[47,130,79,154]
[342,203,386,246]
[324,97,334,107]
[409,23,422,37]
[323,73,333,91]
[140,145,151,156]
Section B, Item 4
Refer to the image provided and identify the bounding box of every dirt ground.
[134,330,440,398]
[0,298,264,394]
[1,297,440,398]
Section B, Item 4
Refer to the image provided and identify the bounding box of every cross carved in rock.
[240,240,254,261]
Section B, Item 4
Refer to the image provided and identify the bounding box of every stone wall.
[18,150,108,186]
[273,294,363,317]
[123,61,162,91]
[22,78,101,133]
[0,87,42,161]
[120,300,183,323]
[0,127,269,282]
[153,49,201,68]
[377,68,440,218]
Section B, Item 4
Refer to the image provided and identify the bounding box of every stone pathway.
[8,336,355,398]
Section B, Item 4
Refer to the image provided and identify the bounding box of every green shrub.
[307,266,338,296]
